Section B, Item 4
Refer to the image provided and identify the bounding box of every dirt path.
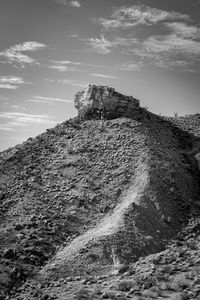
[42,164,149,272]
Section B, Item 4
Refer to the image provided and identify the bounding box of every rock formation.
[1,87,200,299]
[74,84,140,119]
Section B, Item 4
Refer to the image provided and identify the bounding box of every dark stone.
[3,248,18,259]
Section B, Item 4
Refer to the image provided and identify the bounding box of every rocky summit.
[74,85,140,120]
[1,86,200,300]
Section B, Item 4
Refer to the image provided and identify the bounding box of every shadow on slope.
[0,111,200,298]
[40,111,200,282]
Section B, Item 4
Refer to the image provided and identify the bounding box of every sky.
[0,0,200,151]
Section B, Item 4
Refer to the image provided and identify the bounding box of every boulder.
[74,85,140,119]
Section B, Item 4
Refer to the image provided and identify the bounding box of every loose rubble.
[0,87,200,299]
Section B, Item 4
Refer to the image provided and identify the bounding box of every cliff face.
[74,85,140,119]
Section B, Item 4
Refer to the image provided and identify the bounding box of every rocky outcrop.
[74,85,140,119]
[1,89,200,299]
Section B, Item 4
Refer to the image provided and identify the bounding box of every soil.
[1,111,200,299]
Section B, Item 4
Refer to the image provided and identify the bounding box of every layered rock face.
[74,84,140,119]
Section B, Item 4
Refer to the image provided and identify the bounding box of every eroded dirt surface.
[1,112,200,299]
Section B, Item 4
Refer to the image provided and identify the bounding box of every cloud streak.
[96,5,190,30]
[90,73,118,79]
[0,112,55,131]
[165,22,200,39]
[49,64,77,72]
[117,62,142,71]
[87,34,138,54]
[0,76,26,89]
[49,59,106,69]
[59,79,88,87]
[69,1,81,8]
[142,34,200,56]
[0,41,46,67]
[88,35,113,54]
[56,0,81,8]
[28,96,72,104]
[129,20,200,71]
[90,4,200,71]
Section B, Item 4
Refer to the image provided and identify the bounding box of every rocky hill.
[0,85,200,300]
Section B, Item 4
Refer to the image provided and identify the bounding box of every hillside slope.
[0,111,200,300]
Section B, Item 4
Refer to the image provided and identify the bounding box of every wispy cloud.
[10,105,25,110]
[87,34,138,54]
[165,22,200,39]
[49,59,107,69]
[51,60,81,65]
[44,77,88,87]
[90,73,118,79]
[0,112,55,131]
[56,0,66,5]
[59,79,88,87]
[132,19,200,61]
[48,60,82,72]
[142,34,200,56]
[91,5,200,71]
[0,41,46,67]
[0,101,26,111]
[96,5,190,30]
[0,124,15,131]
[0,84,18,90]
[88,35,113,54]
[69,1,81,8]
[68,33,79,38]
[117,62,143,71]
[0,76,26,89]
[87,30,200,71]
[56,0,81,8]
[28,96,72,104]
[49,64,77,72]
[127,31,200,72]
[154,59,194,72]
